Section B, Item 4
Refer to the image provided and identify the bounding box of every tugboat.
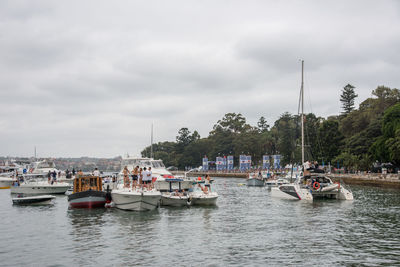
[68,176,111,208]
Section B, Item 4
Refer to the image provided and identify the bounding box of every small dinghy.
[12,195,55,205]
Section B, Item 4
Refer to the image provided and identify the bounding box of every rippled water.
[1,178,399,266]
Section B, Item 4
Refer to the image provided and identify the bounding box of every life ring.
[313,182,320,190]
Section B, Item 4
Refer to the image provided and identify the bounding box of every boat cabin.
[74,176,103,193]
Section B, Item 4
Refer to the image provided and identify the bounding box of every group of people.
[122,166,154,189]
[47,170,58,184]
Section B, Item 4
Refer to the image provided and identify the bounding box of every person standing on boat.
[132,166,139,189]
[47,170,52,184]
[205,174,211,190]
[142,167,149,188]
[123,166,130,188]
[148,167,153,189]
[93,168,100,177]
[52,170,57,184]
[139,167,143,187]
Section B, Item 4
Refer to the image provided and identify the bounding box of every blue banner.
[202,157,208,171]
[247,156,252,169]
[227,156,234,170]
[263,155,270,169]
[239,155,246,171]
[273,155,281,169]
[216,157,224,171]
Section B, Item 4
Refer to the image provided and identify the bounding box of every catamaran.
[272,60,354,201]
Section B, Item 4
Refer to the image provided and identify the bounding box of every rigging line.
[303,68,325,163]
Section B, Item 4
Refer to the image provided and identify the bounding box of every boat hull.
[190,192,218,206]
[12,195,55,205]
[247,178,265,187]
[0,178,13,189]
[160,195,190,207]
[68,190,107,208]
[11,184,70,194]
[111,190,161,211]
[155,180,193,191]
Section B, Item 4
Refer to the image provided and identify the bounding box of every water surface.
[1,178,399,266]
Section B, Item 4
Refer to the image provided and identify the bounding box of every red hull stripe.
[69,201,106,208]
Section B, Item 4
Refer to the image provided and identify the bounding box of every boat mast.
[150,123,153,159]
[301,60,305,165]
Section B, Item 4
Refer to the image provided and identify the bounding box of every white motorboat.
[111,186,161,211]
[247,178,265,187]
[11,179,70,194]
[161,192,190,207]
[12,195,56,205]
[247,172,265,186]
[190,182,218,206]
[160,178,191,207]
[0,177,14,189]
[30,160,59,175]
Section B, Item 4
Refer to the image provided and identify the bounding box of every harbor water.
[1,178,399,266]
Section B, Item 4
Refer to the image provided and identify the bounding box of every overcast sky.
[1,0,399,158]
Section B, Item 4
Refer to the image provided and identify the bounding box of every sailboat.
[272,60,354,201]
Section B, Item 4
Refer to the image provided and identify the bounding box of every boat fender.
[313,182,320,190]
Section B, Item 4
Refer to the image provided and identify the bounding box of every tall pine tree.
[340,84,358,114]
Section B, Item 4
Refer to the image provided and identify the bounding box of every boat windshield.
[37,162,55,168]
[152,161,165,168]
[122,159,140,166]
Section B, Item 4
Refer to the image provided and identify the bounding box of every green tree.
[211,113,251,134]
[176,128,192,145]
[273,112,297,165]
[340,84,358,114]
[317,119,343,163]
[257,116,269,133]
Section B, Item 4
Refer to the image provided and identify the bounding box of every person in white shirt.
[93,168,100,177]
[142,167,149,188]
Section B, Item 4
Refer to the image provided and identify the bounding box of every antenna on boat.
[150,123,153,159]
[300,60,305,165]
[34,146,37,159]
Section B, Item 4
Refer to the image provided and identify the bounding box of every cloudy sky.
[1,0,399,158]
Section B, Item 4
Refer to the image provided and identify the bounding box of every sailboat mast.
[150,123,153,159]
[301,60,305,165]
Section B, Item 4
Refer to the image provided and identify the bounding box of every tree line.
[142,85,400,171]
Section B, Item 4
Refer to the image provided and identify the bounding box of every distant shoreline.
[175,171,400,189]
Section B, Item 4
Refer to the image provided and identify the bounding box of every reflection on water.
[0,181,399,266]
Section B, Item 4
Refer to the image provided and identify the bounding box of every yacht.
[10,178,70,195]
[30,160,59,175]
[272,61,353,201]
[111,184,161,211]
[0,177,14,189]
[274,170,353,200]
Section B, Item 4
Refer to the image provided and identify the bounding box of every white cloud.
[1,0,399,157]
